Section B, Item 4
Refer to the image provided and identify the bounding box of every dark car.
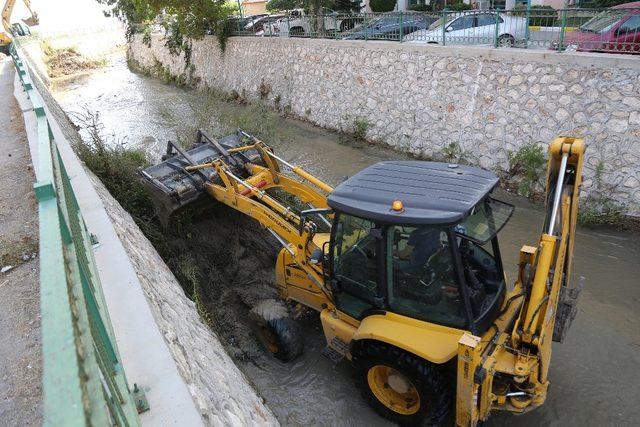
[342,13,438,41]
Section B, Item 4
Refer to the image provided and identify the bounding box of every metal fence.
[9,43,142,426]
[230,7,640,53]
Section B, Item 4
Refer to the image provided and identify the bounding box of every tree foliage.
[580,0,634,7]
[265,0,361,12]
[96,0,234,43]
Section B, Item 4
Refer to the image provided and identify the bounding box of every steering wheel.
[351,243,369,259]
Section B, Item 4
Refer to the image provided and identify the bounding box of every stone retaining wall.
[129,35,640,216]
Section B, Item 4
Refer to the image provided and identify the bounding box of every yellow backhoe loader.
[141,130,585,426]
[1,0,38,54]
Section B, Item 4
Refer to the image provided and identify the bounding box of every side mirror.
[310,248,325,264]
[446,26,453,32]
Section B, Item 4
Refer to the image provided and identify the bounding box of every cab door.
[330,214,384,319]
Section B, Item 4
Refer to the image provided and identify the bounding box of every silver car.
[404,11,527,46]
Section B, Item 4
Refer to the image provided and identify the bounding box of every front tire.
[498,34,515,48]
[352,342,452,426]
[249,299,303,362]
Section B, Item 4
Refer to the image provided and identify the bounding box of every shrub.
[506,143,546,198]
[512,5,558,27]
[447,2,473,11]
[408,4,431,12]
[369,0,396,13]
[353,117,369,140]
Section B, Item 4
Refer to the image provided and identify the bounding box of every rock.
[529,84,541,96]
[508,75,523,86]
[1,266,14,273]
[622,97,640,109]
[555,108,569,122]
[608,119,628,133]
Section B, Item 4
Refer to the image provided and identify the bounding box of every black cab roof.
[327,161,499,225]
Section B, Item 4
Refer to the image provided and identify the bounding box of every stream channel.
[53,57,640,427]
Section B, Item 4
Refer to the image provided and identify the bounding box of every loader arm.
[456,137,585,426]
[2,0,38,44]
[183,135,335,301]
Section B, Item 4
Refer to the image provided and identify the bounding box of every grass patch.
[1,237,38,268]
[578,160,627,228]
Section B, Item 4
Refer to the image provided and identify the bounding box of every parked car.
[553,2,640,54]
[404,11,527,46]
[224,14,267,34]
[246,14,285,35]
[268,8,348,37]
[342,13,438,41]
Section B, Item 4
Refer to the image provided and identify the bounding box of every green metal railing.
[226,7,640,54]
[9,43,142,426]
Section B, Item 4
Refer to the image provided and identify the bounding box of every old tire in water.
[249,299,303,362]
[352,341,452,426]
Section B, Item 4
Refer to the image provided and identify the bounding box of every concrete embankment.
[128,35,640,218]
[12,44,279,426]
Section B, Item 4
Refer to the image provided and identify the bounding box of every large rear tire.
[352,342,452,426]
[249,299,303,362]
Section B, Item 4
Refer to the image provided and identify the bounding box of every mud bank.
[53,59,640,426]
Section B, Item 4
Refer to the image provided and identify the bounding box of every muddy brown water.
[54,58,640,426]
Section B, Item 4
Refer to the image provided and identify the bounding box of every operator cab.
[326,161,514,335]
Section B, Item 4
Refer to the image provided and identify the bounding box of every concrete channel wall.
[129,35,640,217]
[14,43,278,426]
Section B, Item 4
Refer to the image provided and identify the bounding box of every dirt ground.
[0,57,42,425]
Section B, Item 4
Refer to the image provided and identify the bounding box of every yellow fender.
[352,312,465,364]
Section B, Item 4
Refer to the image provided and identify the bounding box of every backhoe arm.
[190,139,334,295]
[456,138,585,427]
[516,137,585,380]
[2,0,38,39]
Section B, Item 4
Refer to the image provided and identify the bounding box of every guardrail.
[9,43,142,426]
[226,7,640,53]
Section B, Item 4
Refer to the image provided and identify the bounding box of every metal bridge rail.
[9,43,141,427]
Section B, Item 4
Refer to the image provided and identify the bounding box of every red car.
[558,2,640,54]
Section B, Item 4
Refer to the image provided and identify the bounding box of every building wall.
[242,1,267,16]
[129,35,640,216]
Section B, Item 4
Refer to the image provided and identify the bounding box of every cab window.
[387,226,466,328]
[332,214,379,319]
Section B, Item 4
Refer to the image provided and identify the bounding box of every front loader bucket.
[139,130,264,225]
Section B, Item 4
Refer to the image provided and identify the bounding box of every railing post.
[399,11,404,42]
[494,8,501,48]
[364,13,369,41]
[524,0,531,49]
[558,8,567,52]
[441,10,447,46]
[287,13,290,37]
[334,14,338,39]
